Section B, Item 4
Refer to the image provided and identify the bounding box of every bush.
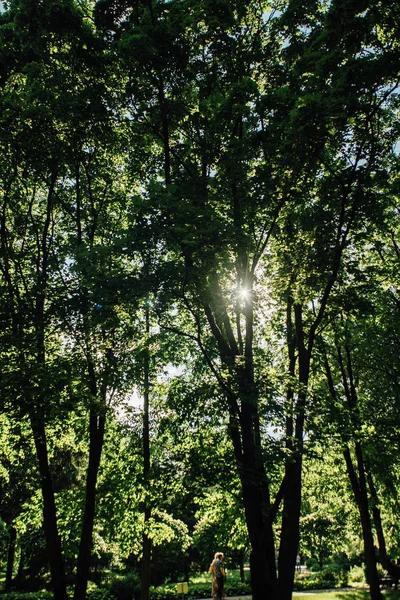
[322,565,348,588]
[0,594,52,600]
[109,572,140,600]
[348,564,366,584]
[331,552,350,572]
[87,588,116,600]
[150,583,181,600]
[224,581,252,596]
[305,558,320,572]
[187,584,211,599]
[293,570,337,591]
[150,579,252,600]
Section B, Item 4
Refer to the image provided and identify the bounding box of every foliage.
[348,565,366,585]
[0,0,399,598]
[149,580,253,600]
[293,569,340,591]
[0,594,53,600]
[86,590,116,600]
[109,572,140,600]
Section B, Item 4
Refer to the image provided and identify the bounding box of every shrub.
[224,581,252,596]
[323,561,349,587]
[331,552,350,572]
[150,579,252,600]
[305,558,320,572]
[348,564,366,584]
[109,571,140,600]
[293,570,336,591]
[87,588,116,600]
[186,584,211,599]
[87,589,116,600]
[150,583,180,600]
[0,594,52,600]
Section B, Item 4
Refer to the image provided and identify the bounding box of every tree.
[1,1,399,599]
[99,1,400,598]
[0,414,38,589]
[315,286,400,594]
[0,2,145,597]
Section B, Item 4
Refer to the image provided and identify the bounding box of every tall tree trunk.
[324,349,380,599]
[28,173,68,600]
[241,469,277,600]
[278,304,308,600]
[5,526,16,591]
[368,471,389,568]
[30,414,68,600]
[367,472,400,577]
[278,457,302,600]
[344,445,381,600]
[142,520,152,598]
[74,411,106,600]
[73,163,108,600]
[16,547,25,583]
[238,552,245,583]
[141,301,152,600]
[339,344,381,599]
[202,277,278,600]
[232,377,278,600]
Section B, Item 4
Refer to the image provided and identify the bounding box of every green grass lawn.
[292,591,400,600]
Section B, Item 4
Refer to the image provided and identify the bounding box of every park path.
[220,590,352,600]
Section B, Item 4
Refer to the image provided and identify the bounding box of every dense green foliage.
[0,0,399,599]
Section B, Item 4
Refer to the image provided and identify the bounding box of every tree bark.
[5,526,16,591]
[278,303,308,600]
[367,472,400,577]
[202,280,278,600]
[233,374,278,600]
[142,522,152,598]
[74,411,106,600]
[338,344,381,600]
[27,173,68,600]
[16,547,25,583]
[343,445,381,600]
[73,163,108,600]
[30,415,68,600]
[278,457,302,600]
[239,552,245,583]
[141,301,152,600]
[241,470,277,600]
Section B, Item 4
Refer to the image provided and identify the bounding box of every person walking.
[209,552,226,600]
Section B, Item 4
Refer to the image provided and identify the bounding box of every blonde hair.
[209,552,224,572]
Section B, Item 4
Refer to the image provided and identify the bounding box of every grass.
[188,571,250,584]
[293,592,400,600]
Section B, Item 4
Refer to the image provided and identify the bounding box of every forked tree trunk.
[73,165,108,600]
[203,281,279,600]
[29,174,68,600]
